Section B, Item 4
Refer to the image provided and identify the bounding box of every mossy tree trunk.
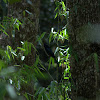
[7,0,40,96]
[67,0,100,100]
[8,0,40,66]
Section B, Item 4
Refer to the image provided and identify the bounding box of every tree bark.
[8,0,40,66]
[7,0,40,97]
[67,0,100,99]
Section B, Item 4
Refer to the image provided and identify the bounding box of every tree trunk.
[67,0,100,99]
[7,0,40,97]
[8,0,40,65]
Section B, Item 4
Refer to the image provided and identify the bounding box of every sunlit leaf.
[17,47,26,51]
[25,10,32,15]
[21,56,25,61]
[55,13,58,19]
[0,24,5,30]
[61,1,66,11]
[13,18,21,30]
[5,51,10,60]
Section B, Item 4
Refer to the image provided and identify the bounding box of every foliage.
[0,0,71,100]
[3,0,22,4]
[37,0,71,99]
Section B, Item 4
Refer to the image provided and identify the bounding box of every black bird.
[43,43,59,65]
[43,43,63,83]
[43,43,55,58]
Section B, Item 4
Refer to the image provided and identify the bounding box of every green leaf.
[23,93,30,100]
[94,53,99,72]
[49,32,53,43]
[29,43,31,54]
[34,56,45,78]
[61,1,66,11]
[48,57,52,70]
[36,32,46,43]
[25,10,32,15]
[11,51,17,57]
[5,51,10,60]
[23,11,25,16]
[23,41,28,56]
[31,43,37,51]
[0,60,6,71]
[1,29,9,36]
[17,47,25,51]
[8,0,22,4]
[51,57,55,66]
[39,61,46,70]
[55,13,58,19]
[7,46,15,59]
[38,88,46,100]
[3,0,8,3]
[34,87,42,97]
[35,67,45,78]
[0,24,5,30]
[13,18,21,30]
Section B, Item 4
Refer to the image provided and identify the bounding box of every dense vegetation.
[0,0,71,99]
